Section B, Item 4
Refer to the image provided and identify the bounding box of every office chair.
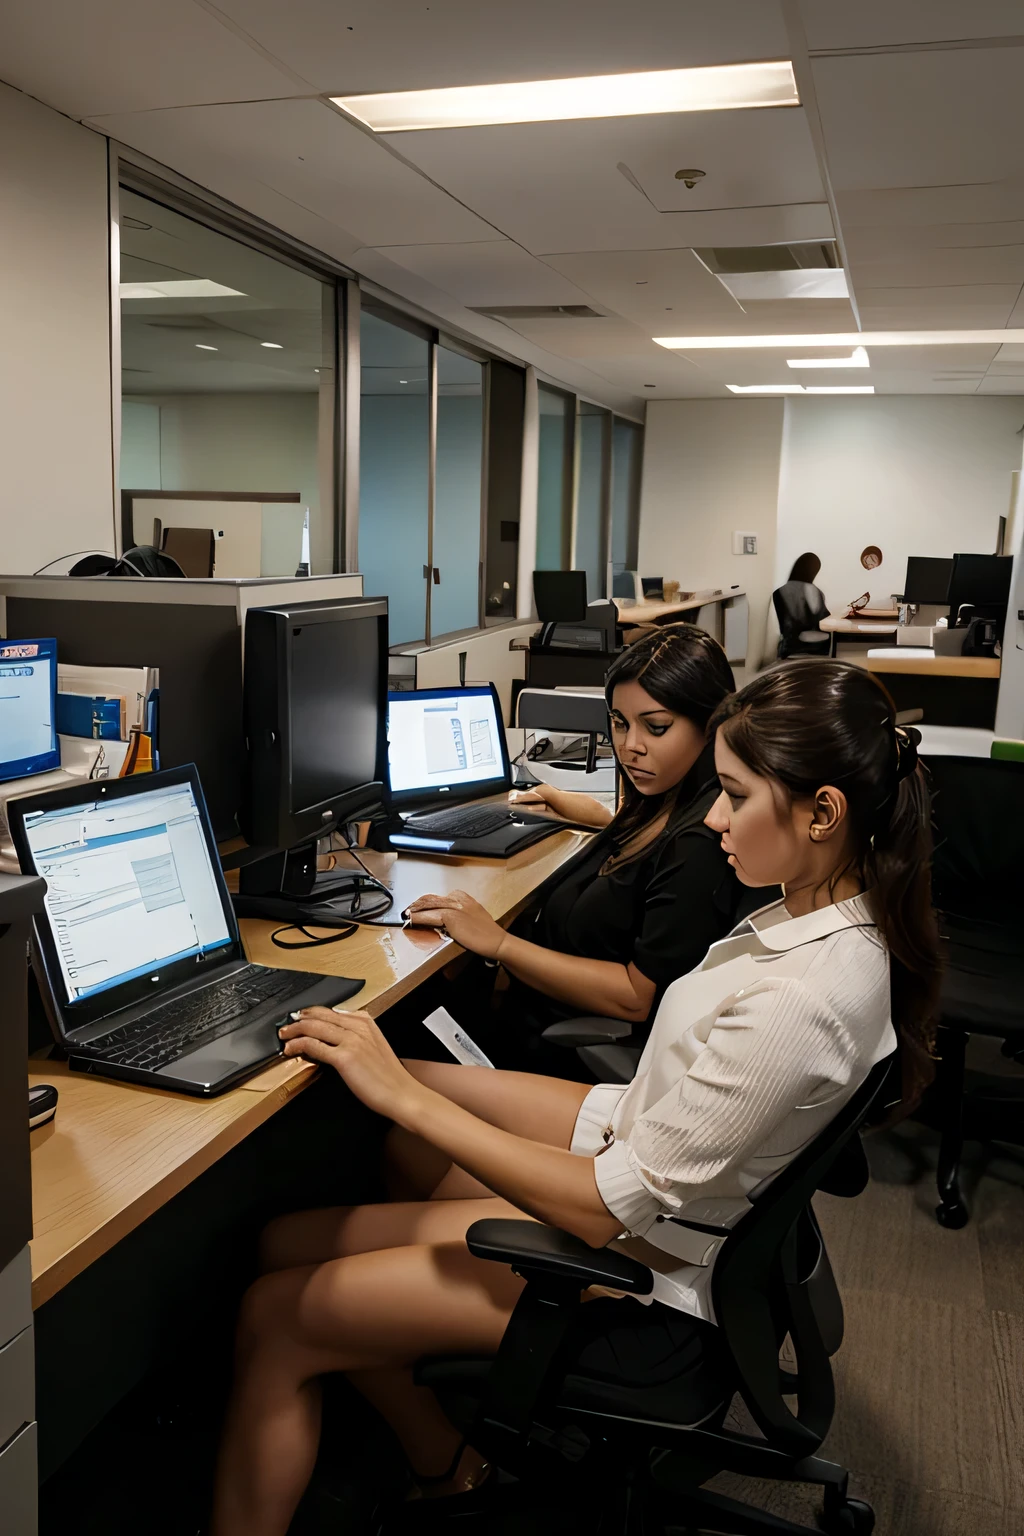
[922,754,1024,1228]
[406,1056,894,1536]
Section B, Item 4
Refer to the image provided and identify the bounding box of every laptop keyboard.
[90,966,309,1072]
[404,804,518,839]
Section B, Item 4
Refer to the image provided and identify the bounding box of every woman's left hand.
[278,1008,419,1119]
[404,890,508,961]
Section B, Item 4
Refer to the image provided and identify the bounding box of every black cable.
[270,922,358,950]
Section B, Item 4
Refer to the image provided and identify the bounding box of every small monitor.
[533,570,587,624]
[386,685,509,808]
[903,556,954,606]
[242,597,388,850]
[946,553,1013,622]
[0,637,60,784]
[640,577,664,599]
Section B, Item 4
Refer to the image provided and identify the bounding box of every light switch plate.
[733,531,758,555]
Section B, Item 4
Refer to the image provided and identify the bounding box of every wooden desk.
[614,588,743,626]
[28,825,588,1309]
[865,652,1000,729]
[820,617,898,657]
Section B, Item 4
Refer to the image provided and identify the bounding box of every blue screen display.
[0,637,60,783]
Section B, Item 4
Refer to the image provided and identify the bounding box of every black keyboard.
[403,804,518,839]
[90,966,309,1072]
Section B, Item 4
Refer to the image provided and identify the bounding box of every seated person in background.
[209,661,939,1535]
[774,551,831,657]
[404,625,755,1065]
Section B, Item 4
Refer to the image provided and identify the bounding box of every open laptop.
[384,684,565,857]
[8,765,362,1096]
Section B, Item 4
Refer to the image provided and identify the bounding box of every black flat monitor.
[945,554,1013,624]
[237,596,389,922]
[903,556,954,606]
[533,570,587,624]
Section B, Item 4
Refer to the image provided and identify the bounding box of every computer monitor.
[533,570,587,624]
[237,596,389,921]
[0,637,60,784]
[386,685,510,809]
[903,556,954,606]
[945,554,1013,625]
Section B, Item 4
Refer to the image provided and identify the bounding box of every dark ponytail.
[709,661,941,1103]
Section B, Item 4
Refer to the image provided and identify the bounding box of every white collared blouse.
[570,893,896,1321]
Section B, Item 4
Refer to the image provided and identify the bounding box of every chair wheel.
[818,1498,875,1535]
[936,1199,969,1229]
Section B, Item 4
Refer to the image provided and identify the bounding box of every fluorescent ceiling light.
[788,347,868,369]
[655,329,1024,349]
[260,341,283,349]
[727,383,875,395]
[719,269,848,302]
[727,384,805,394]
[195,343,218,351]
[119,280,245,299]
[332,60,798,132]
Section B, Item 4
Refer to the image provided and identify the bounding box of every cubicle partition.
[0,575,362,839]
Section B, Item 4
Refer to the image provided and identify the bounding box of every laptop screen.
[21,779,233,1004]
[387,687,508,804]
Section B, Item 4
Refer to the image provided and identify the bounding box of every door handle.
[423,566,441,583]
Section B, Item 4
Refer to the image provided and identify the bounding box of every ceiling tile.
[856,284,1020,328]
[0,0,305,118]
[90,99,499,249]
[800,1,1024,50]
[363,241,593,307]
[209,0,790,95]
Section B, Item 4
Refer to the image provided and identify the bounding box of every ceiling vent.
[141,315,222,331]
[695,241,842,275]
[469,304,605,320]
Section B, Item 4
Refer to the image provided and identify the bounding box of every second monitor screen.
[387,687,503,797]
[289,615,382,814]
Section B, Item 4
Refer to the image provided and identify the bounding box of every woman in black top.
[406,625,746,1056]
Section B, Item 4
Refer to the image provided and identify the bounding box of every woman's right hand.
[510,784,613,829]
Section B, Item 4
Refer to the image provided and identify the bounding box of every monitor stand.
[232,839,391,925]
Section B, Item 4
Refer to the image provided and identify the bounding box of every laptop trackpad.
[156,1016,282,1091]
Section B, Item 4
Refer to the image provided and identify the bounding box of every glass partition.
[575,401,610,598]
[432,346,484,636]
[358,309,431,645]
[535,384,574,572]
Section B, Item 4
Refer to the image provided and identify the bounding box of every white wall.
[124,391,324,567]
[0,83,115,571]
[638,399,783,670]
[776,397,1024,609]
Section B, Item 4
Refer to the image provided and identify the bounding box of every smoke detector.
[675,168,706,189]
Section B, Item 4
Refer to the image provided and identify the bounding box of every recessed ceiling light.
[727,384,805,394]
[726,383,876,396]
[260,341,283,349]
[805,385,874,394]
[119,280,245,299]
[656,330,1024,350]
[195,344,218,351]
[719,269,849,302]
[399,378,408,384]
[332,60,798,132]
[788,347,869,369]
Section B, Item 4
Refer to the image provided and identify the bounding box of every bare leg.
[212,1196,529,1536]
[385,1061,590,1204]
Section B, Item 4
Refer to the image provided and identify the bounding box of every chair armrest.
[542,1015,635,1047]
[466,1219,653,1296]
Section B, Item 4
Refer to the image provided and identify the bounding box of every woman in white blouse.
[210,661,941,1536]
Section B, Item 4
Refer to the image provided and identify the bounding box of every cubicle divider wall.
[410,618,540,724]
[0,575,362,840]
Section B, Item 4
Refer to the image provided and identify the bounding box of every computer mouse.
[29,1083,58,1129]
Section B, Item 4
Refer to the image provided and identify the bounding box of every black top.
[774,580,829,655]
[508,746,753,1032]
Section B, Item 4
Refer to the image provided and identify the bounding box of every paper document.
[422,1006,494,1068]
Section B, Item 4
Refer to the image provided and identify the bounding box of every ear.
[808,785,848,843]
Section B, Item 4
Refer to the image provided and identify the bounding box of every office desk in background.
[28,826,590,1310]
[819,616,899,656]
[866,650,1001,729]
[614,588,748,665]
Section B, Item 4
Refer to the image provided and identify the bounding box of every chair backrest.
[709,1055,894,1457]
[925,754,1024,922]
